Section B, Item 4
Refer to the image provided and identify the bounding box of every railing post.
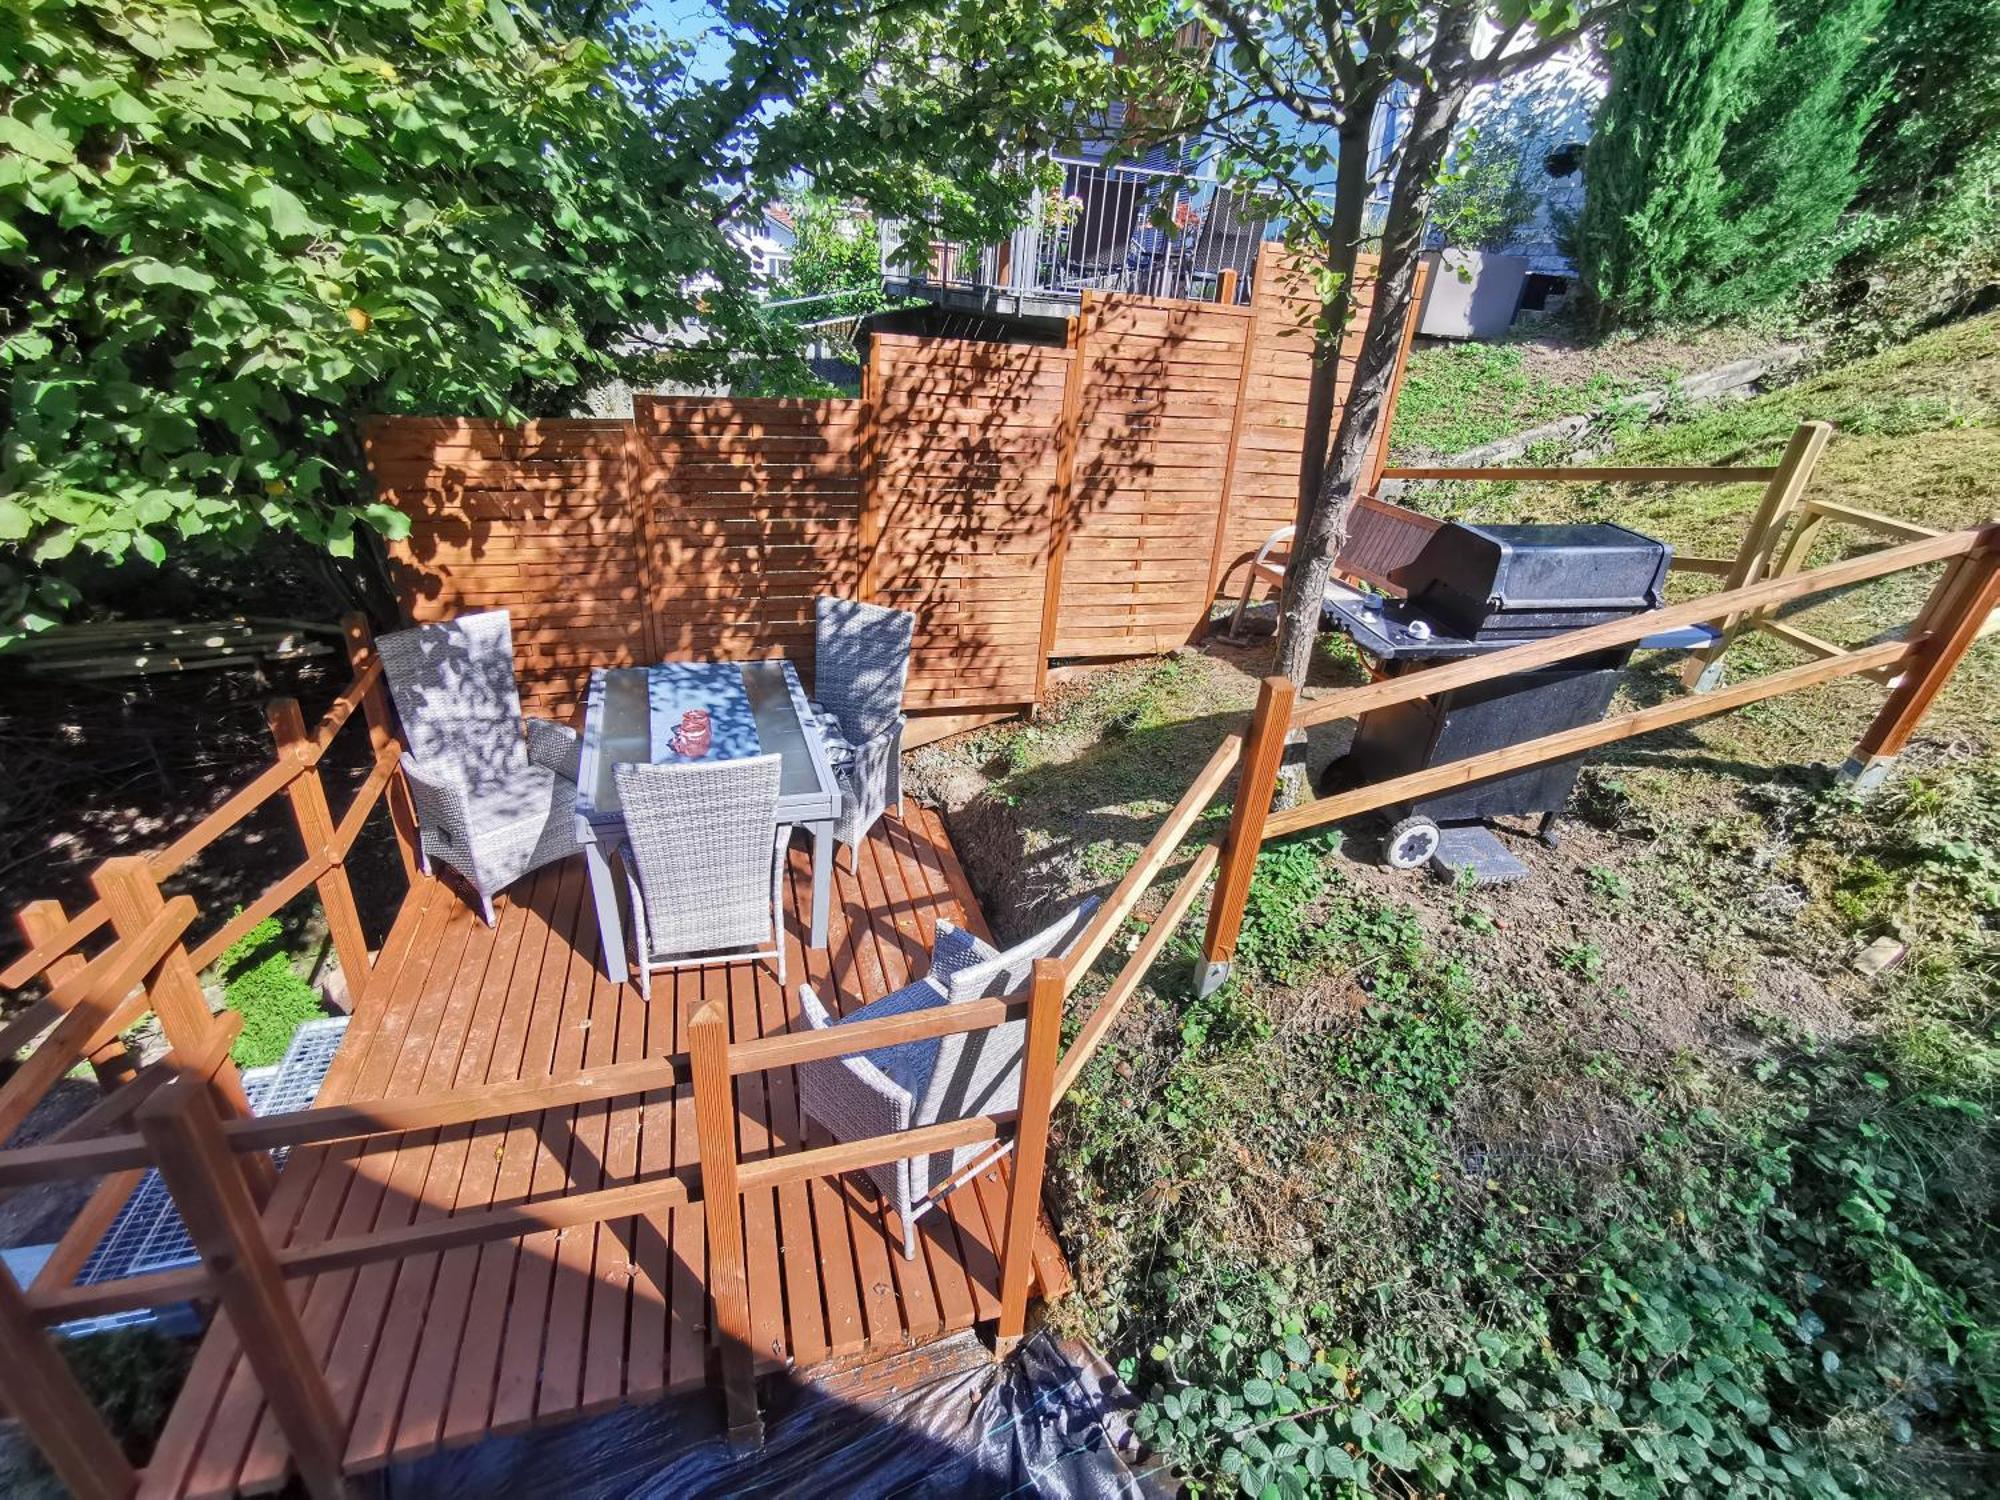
[0,1260,138,1500]
[18,898,135,1090]
[856,337,884,603]
[341,613,422,886]
[91,857,276,1203]
[1682,420,1832,691]
[1217,267,1239,305]
[688,992,762,1450]
[138,1079,353,1498]
[266,698,371,1010]
[996,957,1065,1358]
[1842,536,2000,789]
[1197,675,1296,998]
[1036,304,1087,703]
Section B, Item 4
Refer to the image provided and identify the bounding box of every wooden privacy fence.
[373,245,1428,728]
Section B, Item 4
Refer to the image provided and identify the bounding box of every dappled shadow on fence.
[365,251,1414,727]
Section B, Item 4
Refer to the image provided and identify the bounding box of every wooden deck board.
[155,806,1067,1497]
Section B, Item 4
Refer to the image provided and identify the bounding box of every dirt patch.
[1506,311,1791,391]
[1330,813,1861,1059]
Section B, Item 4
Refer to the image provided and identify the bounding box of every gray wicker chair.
[810,597,914,861]
[614,753,788,999]
[377,610,583,924]
[794,897,1099,1257]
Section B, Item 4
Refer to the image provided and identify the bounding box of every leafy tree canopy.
[773,194,890,322]
[0,0,1114,639]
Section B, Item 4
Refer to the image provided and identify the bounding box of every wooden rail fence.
[375,246,1427,731]
[3,514,1988,1493]
[0,616,431,1498]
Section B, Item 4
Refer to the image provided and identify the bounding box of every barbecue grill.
[1322,520,1675,882]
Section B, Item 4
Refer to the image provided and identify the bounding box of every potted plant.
[1419,123,1538,338]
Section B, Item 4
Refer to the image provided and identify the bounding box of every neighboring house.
[729,204,798,286]
[1463,40,1604,278]
[879,27,1603,324]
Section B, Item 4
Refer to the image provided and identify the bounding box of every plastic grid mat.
[64,1016,348,1330]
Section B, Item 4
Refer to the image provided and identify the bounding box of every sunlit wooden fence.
[372,247,1428,735]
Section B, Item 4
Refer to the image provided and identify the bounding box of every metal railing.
[881,157,1380,306]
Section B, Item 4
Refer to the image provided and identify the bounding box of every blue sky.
[633,0,735,81]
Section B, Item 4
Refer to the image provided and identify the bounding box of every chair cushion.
[460,764,568,836]
[795,921,995,1100]
[817,975,950,1098]
[809,699,857,771]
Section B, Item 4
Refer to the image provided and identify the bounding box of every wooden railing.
[0,586,1202,1492]
[0,614,419,1500]
[1182,522,2000,990]
[0,961,1072,1493]
[1379,419,1837,688]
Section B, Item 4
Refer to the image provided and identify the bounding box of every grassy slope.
[1388,317,1788,459]
[925,314,2000,1498]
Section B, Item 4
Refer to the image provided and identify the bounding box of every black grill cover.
[1392,521,1672,640]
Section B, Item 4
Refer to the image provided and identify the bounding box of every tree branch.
[1471,0,1628,84]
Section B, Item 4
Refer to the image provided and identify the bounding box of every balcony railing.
[882,156,1380,307]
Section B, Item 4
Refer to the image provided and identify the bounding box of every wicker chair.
[810,596,914,861]
[794,898,1099,1257]
[614,753,788,999]
[377,610,583,924]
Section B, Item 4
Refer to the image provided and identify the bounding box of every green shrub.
[1576,0,1885,326]
[59,1328,193,1463]
[214,915,321,1068]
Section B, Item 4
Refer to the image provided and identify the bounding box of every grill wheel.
[1383,815,1441,870]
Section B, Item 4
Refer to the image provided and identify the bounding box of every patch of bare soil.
[1509,310,1792,391]
[1330,811,1861,1058]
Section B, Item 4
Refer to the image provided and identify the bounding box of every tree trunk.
[1293,111,1379,533]
[1270,3,1481,799]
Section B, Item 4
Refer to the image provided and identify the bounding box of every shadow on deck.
[144,806,1067,1499]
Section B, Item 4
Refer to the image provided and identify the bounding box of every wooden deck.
[141,805,1068,1499]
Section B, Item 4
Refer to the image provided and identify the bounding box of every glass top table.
[574,659,842,981]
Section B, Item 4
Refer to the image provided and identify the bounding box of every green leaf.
[253,182,318,238]
[1557,1368,1594,1404]
[116,258,220,294]
[1371,1422,1413,1470]
[486,0,522,45]
[0,115,75,163]
[1242,1378,1276,1408]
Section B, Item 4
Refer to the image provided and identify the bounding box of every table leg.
[584,838,628,985]
[810,822,833,951]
